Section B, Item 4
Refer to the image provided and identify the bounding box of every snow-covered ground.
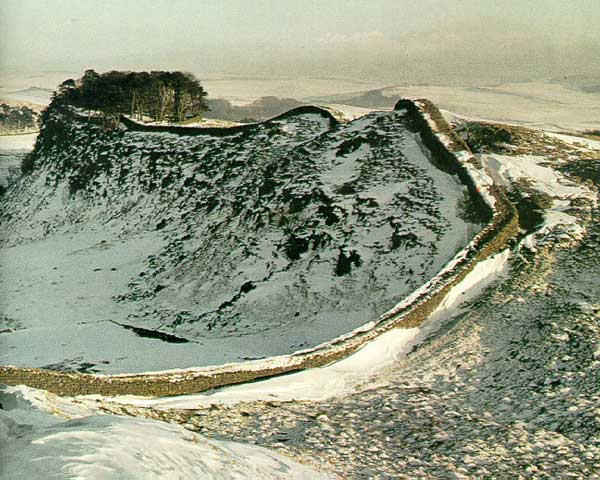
[0,108,480,374]
[0,132,37,151]
[200,77,392,106]
[61,117,598,479]
[0,248,510,480]
[483,153,596,247]
[0,133,36,189]
[546,132,600,151]
[0,386,331,479]
[2,98,598,478]
[321,103,382,121]
[46,249,508,411]
[379,82,600,133]
[5,73,600,133]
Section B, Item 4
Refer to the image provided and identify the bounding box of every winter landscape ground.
[1,76,599,478]
[0,103,482,375]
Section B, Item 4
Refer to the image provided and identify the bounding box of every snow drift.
[0,386,330,479]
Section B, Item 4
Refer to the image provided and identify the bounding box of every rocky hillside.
[51,116,598,479]
[0,105,481,373]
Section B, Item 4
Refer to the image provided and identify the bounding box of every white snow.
[59,250,510,410]
[482,153,596,249]
[0,387,331,480]
[546,132,600,151]
[434,249,510,314]
[483,154,590,200]
[463,160,497,208]
[319,143,370,187]
[0,132,37,151]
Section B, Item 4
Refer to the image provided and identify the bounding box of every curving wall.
[119,105,339,137]
[0,100,518,396]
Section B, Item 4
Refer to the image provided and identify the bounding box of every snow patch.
[0,387,330,479]
[0,132,37,151]
[483,154,591,200]
[482,153,596,249]
[546,132,600,151]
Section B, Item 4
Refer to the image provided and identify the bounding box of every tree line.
[55,70,209,122]
[0,103,38,134]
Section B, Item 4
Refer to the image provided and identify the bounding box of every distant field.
[199,79,600,133]
[382,82,600,133]
[2,71,599,132]
[201,76,392,106]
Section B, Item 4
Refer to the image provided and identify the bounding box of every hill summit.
[0,103,481,373]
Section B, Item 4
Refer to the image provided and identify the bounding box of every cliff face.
[0,105,482,373]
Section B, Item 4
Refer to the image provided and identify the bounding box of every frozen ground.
[48,118,597,479]
[1,101,599,478]
[0,107,479,374]
[0,386,331,479]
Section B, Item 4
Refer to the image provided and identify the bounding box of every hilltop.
[0,100,481,375]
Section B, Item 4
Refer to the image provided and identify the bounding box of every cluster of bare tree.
[55,70,208,122]
[0,103,37,134]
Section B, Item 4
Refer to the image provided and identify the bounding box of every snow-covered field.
[0,133,37,189]
[546,132,600,151]
[483,153,596,252]
[1,91,599,477]
[0,133,37,151]
[382,82,600,132]
[37,113,596,479]
[4,71,599,134]
[201,77,392,106]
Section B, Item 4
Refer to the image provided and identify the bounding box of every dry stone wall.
[0,100,518,396]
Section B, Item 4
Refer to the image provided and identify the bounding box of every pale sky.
[2,0,600,84]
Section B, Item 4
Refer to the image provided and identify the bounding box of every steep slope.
[0,106,481,373]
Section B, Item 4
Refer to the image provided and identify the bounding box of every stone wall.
[119,105,339,137]
[0,100,518,397]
